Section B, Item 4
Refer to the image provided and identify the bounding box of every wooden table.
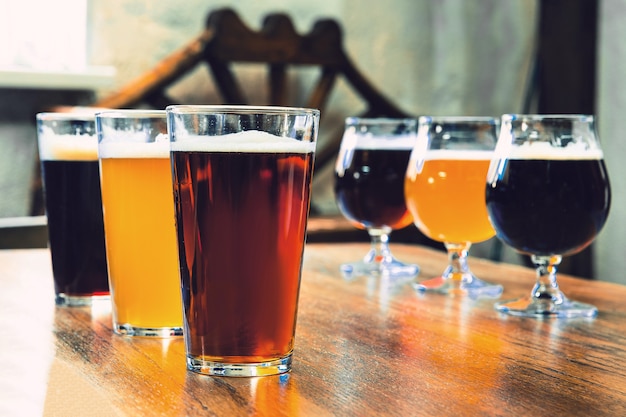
[1,244,626,416]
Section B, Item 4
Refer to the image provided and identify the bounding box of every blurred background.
[1,0,624,285]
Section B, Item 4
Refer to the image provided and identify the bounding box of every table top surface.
[1,243,625,417]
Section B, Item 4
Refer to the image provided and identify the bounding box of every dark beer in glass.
[334,117,419,280]
[486,114,611,318]
[168,105,318,376]
[335,148,413,230]
[37,113,109,306]
[486,158,610,257]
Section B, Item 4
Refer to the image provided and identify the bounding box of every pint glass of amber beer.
[37,112,110,306]
[96,110,183,337]
[167,105,319,376]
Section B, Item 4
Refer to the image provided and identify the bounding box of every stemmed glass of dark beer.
[486,114,611,318]
[404,116,502,298]
[334,117,419,281]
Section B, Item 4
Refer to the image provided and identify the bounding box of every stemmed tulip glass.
[486,114,611,318]
[334,117,420,281]
[405,116,503,298]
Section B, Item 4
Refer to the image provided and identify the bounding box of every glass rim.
[345,116,417,125]
[502,114,594,122]
[166,104,320,117]
[419,115,499,123]
[95,109,166,119]
[36,111,100,122]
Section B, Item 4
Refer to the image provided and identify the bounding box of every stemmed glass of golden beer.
[405,116,502,298]
[486,114,611,317]
[334,117,419,281]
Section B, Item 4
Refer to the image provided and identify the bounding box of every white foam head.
[98,133,170,158]
[508,141,604,160]
[424,149,493,160]
[340,131,416,150]
[170,130,316,153]
[38,131,98,161]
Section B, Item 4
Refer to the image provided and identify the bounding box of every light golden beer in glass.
[98,111,182,336]
[404,150,495,244]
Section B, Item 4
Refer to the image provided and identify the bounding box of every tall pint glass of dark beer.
[167,105,319,376]
[36,112,110,306]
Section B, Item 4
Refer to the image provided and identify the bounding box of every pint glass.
[36,112,109,306]
[97,110,183,336]
[167,105,319,376]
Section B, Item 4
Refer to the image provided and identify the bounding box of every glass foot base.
[187,353,292,377]
[340,260,419,281]
[114,323,183,337]
[415,275,503,299]
[55,293,110,307]
[495,296,598,318]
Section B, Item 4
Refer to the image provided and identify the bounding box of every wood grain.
[0,244,625,416]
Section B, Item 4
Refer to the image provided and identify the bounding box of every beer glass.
[334,117,419,280]
[405,116,502,298]
[167,105,318,376]
[36,112,109,306]
[96,110,183,336]
[486,114,611,317]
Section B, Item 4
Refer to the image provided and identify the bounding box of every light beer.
[171,131,315,366]
[99,140,183,334]
[405,150,495,244]
[38,120,109,306]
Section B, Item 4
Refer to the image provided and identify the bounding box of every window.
[0,0,87,71]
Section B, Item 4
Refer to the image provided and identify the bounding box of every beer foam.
[341,132,416,150]
[423,149,493,160]
[99,136,170,158]
[39,133,98,161]
[170,130,316,153]
[507,142,604,160]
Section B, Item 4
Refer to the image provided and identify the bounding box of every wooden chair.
[91,7,412,176]
[80,7,430,245]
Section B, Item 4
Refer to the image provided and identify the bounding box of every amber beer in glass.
[405,116,502,297]
[167,105,319,376]
[404,152,495,244]
[97,110,182,337]
[37,112,109,306]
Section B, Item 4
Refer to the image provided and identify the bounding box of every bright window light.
[0,0,87,71]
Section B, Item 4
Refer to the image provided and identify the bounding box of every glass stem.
[443,242,473,282]
[530,255,564,304]
[364,227,393,264]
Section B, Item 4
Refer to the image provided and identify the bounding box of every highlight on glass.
[405,116,503,298]
[486,114,611,318]
[334,117,420,282]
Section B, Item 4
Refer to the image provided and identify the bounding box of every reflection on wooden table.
[1,243,625,416]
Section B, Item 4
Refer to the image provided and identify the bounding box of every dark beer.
[334,148,413,230]
[172,149,314,363]
[485,158,611,256]
[41,159,109,301]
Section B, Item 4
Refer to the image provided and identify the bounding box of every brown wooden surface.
[1,244,626,416]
